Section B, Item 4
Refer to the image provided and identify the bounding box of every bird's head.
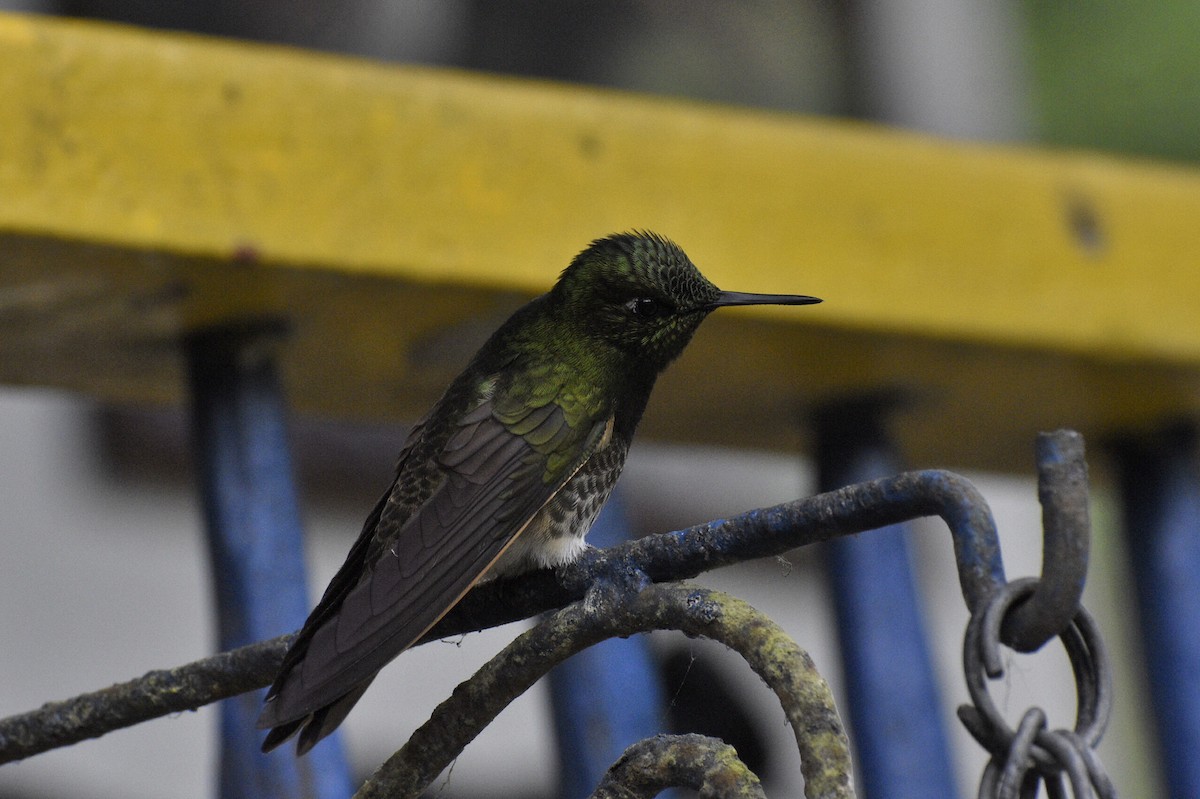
[551,231,820,372]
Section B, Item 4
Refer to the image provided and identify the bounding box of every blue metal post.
[813,398,958,799]
[186,326,353,799]
[1111,425,1200,799]
[547,488,668,799]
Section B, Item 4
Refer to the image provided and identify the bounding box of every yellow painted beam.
[2,12,1200,471]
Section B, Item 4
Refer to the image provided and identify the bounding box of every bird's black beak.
[710,291,822,309]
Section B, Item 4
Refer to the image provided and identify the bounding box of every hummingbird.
[258,231,821,754]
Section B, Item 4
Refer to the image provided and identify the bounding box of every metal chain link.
[958,577,1116,798]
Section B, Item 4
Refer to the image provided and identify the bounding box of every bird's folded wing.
[260,399,607,726]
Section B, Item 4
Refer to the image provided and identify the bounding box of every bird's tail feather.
[260,677,375,755]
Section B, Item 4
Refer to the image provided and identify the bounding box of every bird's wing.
[259,391,611,728]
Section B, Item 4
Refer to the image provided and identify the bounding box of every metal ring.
[1044,773,1069,799]
[998,708,1045,799]
[1035,730,1093,799]
[979,759,1002,799]
[963,578,1113,769]
[1060,731,1117,799]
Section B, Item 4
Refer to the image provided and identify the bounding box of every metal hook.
[1001,430,1091,652]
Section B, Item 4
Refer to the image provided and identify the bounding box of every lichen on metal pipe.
[589,733,766,799]
[354,582,853,799]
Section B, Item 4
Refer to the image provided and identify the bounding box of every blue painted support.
[1111,425,1200,799]
[547,488,668,799]
[814,400,958,799]
[186,326,353,799]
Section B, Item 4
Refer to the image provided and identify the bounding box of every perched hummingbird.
[258,231,820,754]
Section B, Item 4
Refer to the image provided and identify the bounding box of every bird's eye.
[625,297,667,318]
